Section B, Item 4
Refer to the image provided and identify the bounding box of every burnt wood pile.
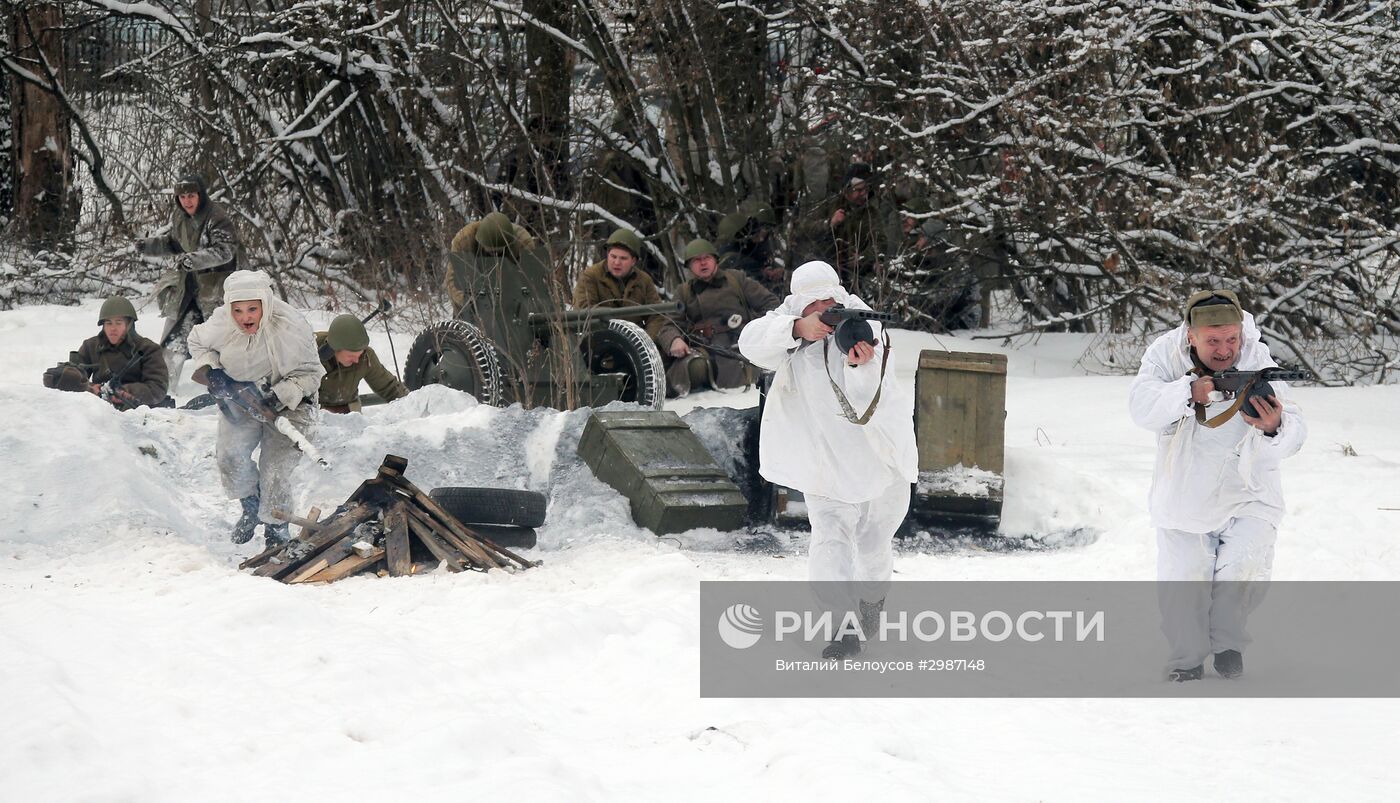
[240,455,538,583]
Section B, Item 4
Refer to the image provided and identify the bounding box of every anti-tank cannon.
[405,233,675,410]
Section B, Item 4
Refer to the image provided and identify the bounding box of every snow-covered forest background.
[3,0,1399,380]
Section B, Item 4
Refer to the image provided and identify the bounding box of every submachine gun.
[1209,367,1314,410]
[97,346,171,409]
[817,306,904,353]
[205,368,330,468]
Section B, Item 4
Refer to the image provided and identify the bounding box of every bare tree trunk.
[9,1,75,249]
[192,0,218,181]
[524,0,572,221]
[0,41,12,225]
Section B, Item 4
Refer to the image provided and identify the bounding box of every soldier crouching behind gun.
[738,261,918,660]
[650,238,779,397]
[42,295,172,410]
[188,270,325,548]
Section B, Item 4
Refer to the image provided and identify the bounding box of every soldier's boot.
[859,598,885,641]
[1168,664,1204,682]
[264,522,291,548]
[232,495,260,544]
[821,634,862,660]
[1213,650,1243,679]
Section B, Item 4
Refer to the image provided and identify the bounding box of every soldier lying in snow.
[42,295,172,411]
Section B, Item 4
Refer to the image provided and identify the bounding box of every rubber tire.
[580,318,666,410]
[404,320,505,407]
[465,524,537,550]
[429,487,548,528]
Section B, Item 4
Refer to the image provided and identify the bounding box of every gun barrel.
[529,302,682,328]
[819,308,898,324]
[1213,368,1313,391]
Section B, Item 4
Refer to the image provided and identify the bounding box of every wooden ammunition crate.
[577,411,748,535]
[913,350,1007,523]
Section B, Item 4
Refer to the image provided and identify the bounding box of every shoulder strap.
[726,270,755,322]
[1189,355,1257,429]
[821,331,890,426]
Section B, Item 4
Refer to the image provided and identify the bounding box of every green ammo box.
[913,349,1007,525]
[577,410,748,535]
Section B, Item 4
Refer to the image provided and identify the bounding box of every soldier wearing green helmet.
[314,314,411,414]
[42,295,172,410]
[652,237,779,396]
[444,211,538,310]
[571,227,664,326]
[716,198,786,295]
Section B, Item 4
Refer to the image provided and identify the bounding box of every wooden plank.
[403,503,496,569]
[306,547,384,584]
[288,535,358,584]
[386,476,532,569]
[268,508,324,531]
[302,506,322,539]
[950,368,976,467]
[376,471,534,570]
[240,507,324,570]
[384,502,412,577]
[380,454,409,475]
[918,350,1007,374]
[253,503,376,580]
[973,370,1006,473]
[406,515,468,572]
[917,356,1007,375]
[381,474,502,568]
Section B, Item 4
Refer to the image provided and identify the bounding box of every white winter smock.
[1127,312,1306,533]
[738,261,918,503]
[187,270,325,410]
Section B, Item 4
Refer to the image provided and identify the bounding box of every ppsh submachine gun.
[405,243,679,410]
[817,306,905,353]
[98,346,173,410]
[205,368,330,468]
[1210,367,1313,403]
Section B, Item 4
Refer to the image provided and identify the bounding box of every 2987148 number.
[920,659,986,671]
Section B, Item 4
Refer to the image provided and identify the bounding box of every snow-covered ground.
[3,298,1398,801]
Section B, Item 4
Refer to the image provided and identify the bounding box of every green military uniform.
[44,330,170,410]
[798,166,897,292]
[445,214,538,311]
[717,204,786,296]
[653,265,779,394]
[315,332,410,413]
[571,259,663,323]
[822,195,895,289]
[139,175,240,350]
[890,203,982,332]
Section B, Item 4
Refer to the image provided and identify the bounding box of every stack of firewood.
[240,454,538,583]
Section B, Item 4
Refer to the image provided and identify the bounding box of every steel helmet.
[98,295,138,323]
[475,212,518,253]
[326,313,370,351]
[605,228,642,258]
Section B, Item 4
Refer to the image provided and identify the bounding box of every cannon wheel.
[404,320,506,407]
[581,319,666,410]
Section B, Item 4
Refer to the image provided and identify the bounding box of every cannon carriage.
[404,243,676,410]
